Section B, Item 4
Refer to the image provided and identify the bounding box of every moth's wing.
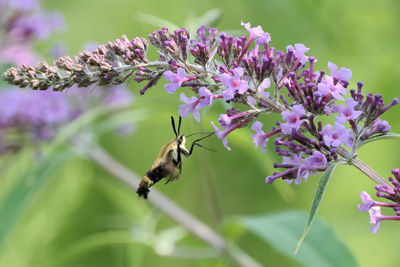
[165,161,182,184]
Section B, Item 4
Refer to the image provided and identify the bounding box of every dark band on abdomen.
[146,165,165,183]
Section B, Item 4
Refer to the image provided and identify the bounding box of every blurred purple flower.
[8,11,64,42]
[51,42,68,58]
[103,84,134,105]
[3,0,38,11]
[0,44,37,66]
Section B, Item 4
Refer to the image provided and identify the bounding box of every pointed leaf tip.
[296,162,341,254]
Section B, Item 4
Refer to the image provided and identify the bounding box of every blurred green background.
[1,0,400,266]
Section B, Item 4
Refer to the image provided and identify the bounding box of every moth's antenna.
[186,132,214,138]
[194,143,217,152]
[171,116,178,137]
[177,116,182,136]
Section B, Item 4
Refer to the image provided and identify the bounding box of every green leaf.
[237,210,357,267]
[135,12,178,30]
[0,103,131,246]
[0,151,70,246]
[91,109,146,136]
[357,132,400,148]
[296,162,341,254]
[185,9,223,34]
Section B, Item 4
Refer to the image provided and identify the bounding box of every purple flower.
[178,93,200,121]
[164,68,186,94]
[103,84,134,105]
[4,0,38,11]
[328,61,352,82]
[334,98,362,123]
[251,121,268,153]
[287,44,309,64]
[9,11,64,41]
[254,32,271,54]
[358,191,374,212]
[220,67,248,100]
[375,120,391,134]
[324,106,332,116]
[317,75,346,100]
[321,123,351,147]
[251,121,281,153]
[247,96,257,106]
[0,89,73,146]
[211,121,231,151]
[368,206,382,233]
[257,78,270,98]
[282,153,309,184]
[280,104,306,134]
[358,170,400,233]
[218,111,247,129]
[0,44,37,66]
[304,151,328,170]
[241,21,264,40]
[0,90,70,127]
[361,119,391,139]
[178,87,214,122]
[198,87,213,108]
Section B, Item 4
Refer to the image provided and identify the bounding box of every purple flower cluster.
[358,169,400,233]
[0,0,64,66]
[4,20,398,171]
[5,21,397,186]
[0,85,134,155]
[3,20,399,233]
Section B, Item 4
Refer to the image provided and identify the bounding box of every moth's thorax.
[178,135,189,156]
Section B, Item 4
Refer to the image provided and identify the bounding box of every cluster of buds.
[3,35,148,91]
[2,21,399,232]
[358,169,400,233]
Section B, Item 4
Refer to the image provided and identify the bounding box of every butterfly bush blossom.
[3,22,399,232]
[358,169,400,233]
[0,0,64,66]
[0,0,134,156]
[0,85,134,155]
